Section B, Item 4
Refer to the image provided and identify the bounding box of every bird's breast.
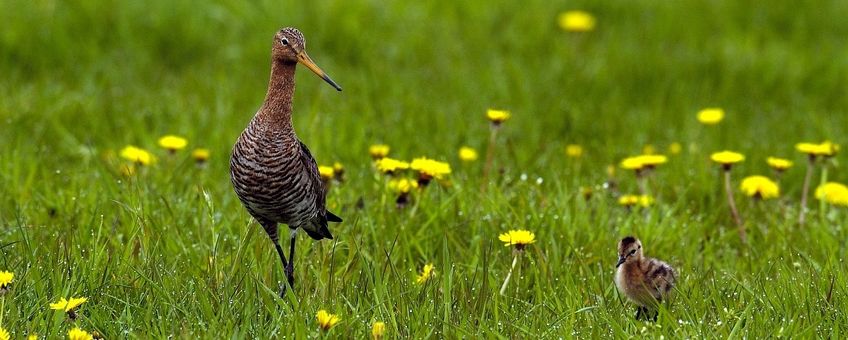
[230,129,318,224]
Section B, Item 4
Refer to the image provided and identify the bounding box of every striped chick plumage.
[614,236,676,321]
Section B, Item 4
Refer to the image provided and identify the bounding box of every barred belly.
[230,129,319,226]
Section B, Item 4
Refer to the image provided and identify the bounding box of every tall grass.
[1,0,847,337]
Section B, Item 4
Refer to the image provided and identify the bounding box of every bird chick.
[614,236,676,321]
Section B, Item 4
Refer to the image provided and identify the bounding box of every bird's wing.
[296,139,327,210]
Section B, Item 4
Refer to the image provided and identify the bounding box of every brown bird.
[614,236,676,321]
[230,27,342,297]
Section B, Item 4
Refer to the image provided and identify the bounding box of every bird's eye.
[629,249,636,256]
[281,38,289,46]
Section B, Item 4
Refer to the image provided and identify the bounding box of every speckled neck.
[257,59,297,131]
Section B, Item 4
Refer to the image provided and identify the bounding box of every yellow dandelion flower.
[620,155,666,170]
[669,142,682,155]
[49,297,87,312]
[498,230,536,250]
[815,182,848,206]
[318,166,335,181]
[620,156,645,170]
[711,151,745,166]
[640,154,667,167]
[191,148,210,163]
[821,140,840,156]
[369,144,390,159]
[372,321,386,340]
[27,334,38,340]
[557,10,596,32]
[766,157,792,171]
[458,147,479,162]
[796,142,820,155]
[375,158,410,174]
[0,327,8,340]
[618,195,637,206]
[389,178,418,194]
[565,144,583,158]
[415,263,435,284]
[796,141,839,157]
[0,270,13,292]
[740,176,779,199]
[316,310,341,331]
[67,327,92,340]
[618,195,652,207]
[119,145,155,165]
[697,108,724,125]
[486,109,510,124]
[158,135,188,151]
[410,157,452,180]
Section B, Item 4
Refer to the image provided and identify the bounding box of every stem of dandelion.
[799,156,815,226]
[637,174,647,197]
[515,252,523,296]
[482,125,499,192]
[0,296,4,327]
[499,252,519,295]
[724,169,746,243]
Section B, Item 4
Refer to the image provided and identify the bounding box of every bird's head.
[273,27,342,91]
[616,236,642,268]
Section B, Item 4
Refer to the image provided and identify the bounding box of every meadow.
[1,0,848,338]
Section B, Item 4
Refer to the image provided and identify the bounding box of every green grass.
[1,0,847,337]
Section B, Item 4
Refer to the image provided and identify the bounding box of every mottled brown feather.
[615,237,676,309]
[230,28,339,243]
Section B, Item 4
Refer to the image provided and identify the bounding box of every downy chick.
[614,236,676,321]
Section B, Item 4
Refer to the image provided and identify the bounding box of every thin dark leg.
[274,242,289,297]
[286,230,297,288]
[260,220,289,298]
[635,306,643,320]
[650,309,658,322]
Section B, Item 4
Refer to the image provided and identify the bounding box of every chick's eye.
[629,249,636,255]
[281,38,289,46]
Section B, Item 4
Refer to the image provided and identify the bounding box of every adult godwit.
[614,236,677,321]
[230,27,342,297]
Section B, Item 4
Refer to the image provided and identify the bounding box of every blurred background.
[2,0,845,169]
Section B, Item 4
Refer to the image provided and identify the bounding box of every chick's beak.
[297,50,342,91]
[616,256,626,268]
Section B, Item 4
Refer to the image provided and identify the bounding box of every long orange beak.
[297,51,342,91]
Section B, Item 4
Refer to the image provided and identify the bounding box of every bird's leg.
[635,306,643,320]
[273,241,289,297]
[285,229,297,289]
[650,309,659,322]
[261,220,289,298]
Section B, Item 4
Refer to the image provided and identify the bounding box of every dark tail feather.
[319,224,333,239]
[326,211,342,223]
[304,222,334,240]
